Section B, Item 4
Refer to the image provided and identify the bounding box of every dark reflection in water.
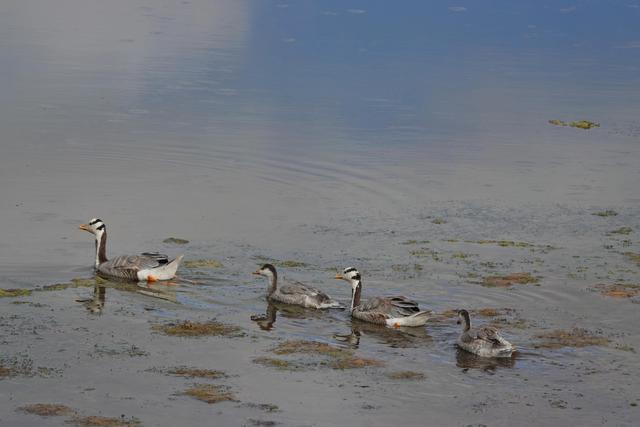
[75,278,179,314]
[250,300,337,331]
[455,348,516,372]
[334,319,432,349]
[76,284,106,314]
[250,302,279,331]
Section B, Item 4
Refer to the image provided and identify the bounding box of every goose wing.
[280,281,331,300]
[97,253,169,280]
[465,326,503,346]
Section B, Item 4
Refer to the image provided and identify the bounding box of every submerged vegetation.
[256,340,384,371]
[17,403,139,426]
[183,259,223,269]
[163,237,189,244]
[608,227,633,235]
[548,119,600,129]
[386,371,426,380]
[166,367,225,379]
[591,283,640,298]
[482,272,539,288]
[152,320,242,337]
[592,210,618,217]
[625,252,640,266]
[41,276,107,291]
[18,403,74,417]
[534,328,610,349]
[183,384,235,404]
[0,288,32,298]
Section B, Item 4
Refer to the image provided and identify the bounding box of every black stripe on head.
[260,263,276,273]
[89,218,102,225]
[343,267,357,274]
[96,224,105,231]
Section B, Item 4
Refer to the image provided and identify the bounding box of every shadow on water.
[250,301,344,331]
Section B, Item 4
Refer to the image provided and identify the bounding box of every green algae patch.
[591,283,640,298]
[41,276,107,291]
[410,247,440,261]
[183,384,236,404]
[152,320,242,337]
[18,403,75,417]
[69,415,141,426]
[163,237,189,244]
[482,272,539,288]
[534,328,609,349]
[386,371,426,380]
[549,119,600,129]
[264,340,384,370]
[183,259,223,269]
[431,218,446,225]
[609,227,633,235]
[400,239,430,245]
[593,210,618,217]
[0,288,32,298]
[167,367,225,379]
[625,252,640,266]
[468,239,535,248]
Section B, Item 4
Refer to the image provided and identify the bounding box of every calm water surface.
[1,1,639,426]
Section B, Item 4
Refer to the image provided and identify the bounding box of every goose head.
[252,263,277,278]
[334,267,361,289]
[457,309,471,331]
[79,218,106,237]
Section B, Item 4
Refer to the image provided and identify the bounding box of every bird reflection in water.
[75,280,179,314]
[250,301,331,331]
[76,283,106,314]
[455,348,516,372]
[334,320,432,349]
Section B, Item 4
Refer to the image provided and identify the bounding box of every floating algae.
[41,276,107,291]
[183,384,236,404]
[68,415,141,426]
[608,227,633,235]
[0,288,32,298]
[252,357,299,371]
[386,371,426,380]
[482,272,539,288]
[591,283,640,298]
[593,210,618,217]
[534,328,609,349]
[625,252,640,266]
[263,340,384,370]
[18,404,75,417]
[163,237,189,244]
[166,367,226,379]
[152,320,242,337]
[183,259,223,269]
[548,119,600,129]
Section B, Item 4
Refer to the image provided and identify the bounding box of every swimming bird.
[252,263,342,309]
[334,267,431,327]
[79,218,183,282]
[456,309,514,358]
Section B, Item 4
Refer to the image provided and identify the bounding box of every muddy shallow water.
[1,1,640,426]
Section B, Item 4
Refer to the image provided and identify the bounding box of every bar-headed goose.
[252,263,342,309]
[456,309,514,358]
[79,218,183,282]
[334,267,430,327]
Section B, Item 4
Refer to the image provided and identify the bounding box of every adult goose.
[79,218,183,282]
[334,267,430,327]
[456,309,514,358]
[252,263,342,309]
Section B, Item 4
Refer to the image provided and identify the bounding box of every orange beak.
[252,271,261,276]
[334,274,344,280]
[79,224,90,232]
